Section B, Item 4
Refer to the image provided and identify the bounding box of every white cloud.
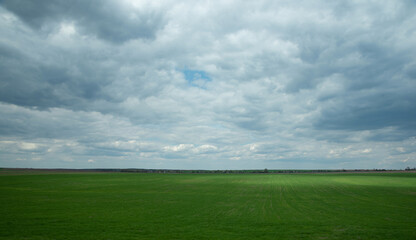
[164,144,194,152]
[362,149,372,153]
[193,144,218,154]
[19,142,38,150]
[396,147,405,153]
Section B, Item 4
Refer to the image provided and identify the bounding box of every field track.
[1,170,415,239]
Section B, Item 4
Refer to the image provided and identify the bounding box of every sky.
[0,0,415,170]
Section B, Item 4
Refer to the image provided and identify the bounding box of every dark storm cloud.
[1,0,165,43]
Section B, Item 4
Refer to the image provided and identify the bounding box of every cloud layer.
[1,0,415,169]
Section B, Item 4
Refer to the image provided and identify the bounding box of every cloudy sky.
[0,0,415,170]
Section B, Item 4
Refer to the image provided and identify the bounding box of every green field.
[1,171,415,239]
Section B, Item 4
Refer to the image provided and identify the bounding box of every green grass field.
[1,171,415,239]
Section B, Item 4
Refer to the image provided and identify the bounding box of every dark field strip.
[1,172,415,239]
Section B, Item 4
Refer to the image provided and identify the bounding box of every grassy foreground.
[1,171,415,239]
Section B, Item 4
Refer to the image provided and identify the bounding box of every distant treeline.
[117,168,416,174]
[1,167,415,174]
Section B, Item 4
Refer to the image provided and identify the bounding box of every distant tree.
[264,168,268,173]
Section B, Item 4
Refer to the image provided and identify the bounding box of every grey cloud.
[314,83,416,141]
[1,1,416,169]
[0,15,171,121]
[1,0,165,43]
[0,37,113,109]
[0,103,107,139]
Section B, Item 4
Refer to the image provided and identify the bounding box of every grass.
[1,171,415,239]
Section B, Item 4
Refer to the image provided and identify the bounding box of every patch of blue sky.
[181,69,211,88]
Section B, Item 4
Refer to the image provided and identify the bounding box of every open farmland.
[1,171,415,239]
